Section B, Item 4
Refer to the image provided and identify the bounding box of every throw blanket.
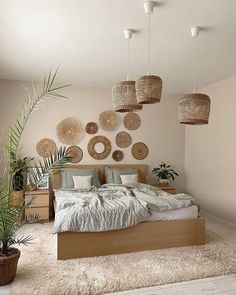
[53,183,197,233]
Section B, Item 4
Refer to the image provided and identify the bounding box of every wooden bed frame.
[52,164,205,260]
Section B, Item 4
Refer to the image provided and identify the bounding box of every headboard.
[52,164,147,190]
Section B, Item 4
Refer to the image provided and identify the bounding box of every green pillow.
[105,167,138,184]
[105,167,114,183]
[61,168,101,188]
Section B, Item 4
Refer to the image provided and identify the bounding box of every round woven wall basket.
[179,93,211,125]
[36,138,56,158]
[87,136,111,160]
[86,122,98,134]
[67,146,83,163]
[116,132,132,148]
[112,81,143,112]
[124,112,141,130]
[132,142,149,160]
[112,150,124,162]
[135,75,162,104]
[57,117,84,145]
[99,110,121,132]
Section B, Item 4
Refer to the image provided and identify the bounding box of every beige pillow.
[73,175,92,189]
[120,174,138,184]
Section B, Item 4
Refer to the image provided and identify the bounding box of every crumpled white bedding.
[53,183,197,233]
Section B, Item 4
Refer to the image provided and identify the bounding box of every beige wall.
[185,75,236,223]
[0,80,185,191]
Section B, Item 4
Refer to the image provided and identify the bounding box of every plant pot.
[158,179,169,186]
[0,248,21,285]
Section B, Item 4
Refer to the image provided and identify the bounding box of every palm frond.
[8,235,34,247]
[0,69,72,255]
[2,69,70,179]
[27,146,71,188]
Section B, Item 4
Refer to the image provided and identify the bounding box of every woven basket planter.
[135,75,162,104]
[0,248,20,285]
[179,93,211,125]
[112,81,143,112]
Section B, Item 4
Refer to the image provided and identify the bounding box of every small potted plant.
[152,162,179,186]
[0,70,71,285]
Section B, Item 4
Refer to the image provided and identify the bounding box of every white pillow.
[120,174,138,184]
[73,175,92,189]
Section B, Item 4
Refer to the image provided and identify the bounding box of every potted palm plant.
[152,162,179,186]
[0,70,71,285]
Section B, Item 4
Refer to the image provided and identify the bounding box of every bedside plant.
[152,162,179,186]
[0,69,71,285]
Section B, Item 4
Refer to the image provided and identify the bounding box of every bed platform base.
[57,218,205,260]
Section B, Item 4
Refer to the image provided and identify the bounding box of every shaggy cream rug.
[10,223,236,295]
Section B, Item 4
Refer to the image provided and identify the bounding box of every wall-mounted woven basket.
[135,75,162,104]
[179,93,211,125]
[112,81,143,112]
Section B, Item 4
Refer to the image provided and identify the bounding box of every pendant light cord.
[147,13,151,76]
[127,38,130,81]
[193,36,197,93]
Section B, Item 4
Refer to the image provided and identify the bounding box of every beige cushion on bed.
[73,175,93,189]
[120,174,138,184]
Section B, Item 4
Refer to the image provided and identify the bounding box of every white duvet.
[53,183,197,233]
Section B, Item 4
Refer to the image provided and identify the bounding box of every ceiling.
[0,0,236,93]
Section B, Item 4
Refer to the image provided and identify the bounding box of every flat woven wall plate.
[116,132,132,148]
[36,138,56,158]
[87,136,111,160]
[86,122,98,134]
[67,146,83,163]
[57,117,84,145]
[124,112,141,130]
[99,110,121,132]
[132,142,149,160]
[112,150,124,162]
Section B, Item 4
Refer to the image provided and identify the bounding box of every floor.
[0,215,236,295]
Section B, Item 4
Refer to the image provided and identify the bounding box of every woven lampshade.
[112,81,143,112]
[179,93,211,125]
[135,75,162,104]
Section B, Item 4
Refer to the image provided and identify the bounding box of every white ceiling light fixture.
[112,29,143,112]
[135,1,163,104]
[179,26,211,125]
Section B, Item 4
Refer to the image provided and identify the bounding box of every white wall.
[185,75,236,223]
[0,80,185,191]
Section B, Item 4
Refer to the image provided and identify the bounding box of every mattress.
[145,205,198,221]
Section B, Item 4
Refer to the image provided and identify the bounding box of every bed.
[52,164,205,260]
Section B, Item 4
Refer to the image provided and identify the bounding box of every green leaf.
[0,68,71,254]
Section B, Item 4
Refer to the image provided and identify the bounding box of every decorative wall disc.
[86,122,98,134]
[124,112,141,130]
[67,146,83,163]
[132,142,149,160]
[57,117,84,145]
[99,110,121,132]
[36,138,56,158]
[87,136,112,160]
[116,132,132,148]
[112,150,124,162]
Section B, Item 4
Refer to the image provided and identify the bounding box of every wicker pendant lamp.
[179,27,211,125]
[112,29,142,112]
[136,1,162,104]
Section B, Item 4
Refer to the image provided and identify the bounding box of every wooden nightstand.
[25,189,49,222]
[156,185,176,195]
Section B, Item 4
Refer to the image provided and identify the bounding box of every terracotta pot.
[0,248,21,285]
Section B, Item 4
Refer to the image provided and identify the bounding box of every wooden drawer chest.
[25,189,49,222]
[156,185,176,194]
